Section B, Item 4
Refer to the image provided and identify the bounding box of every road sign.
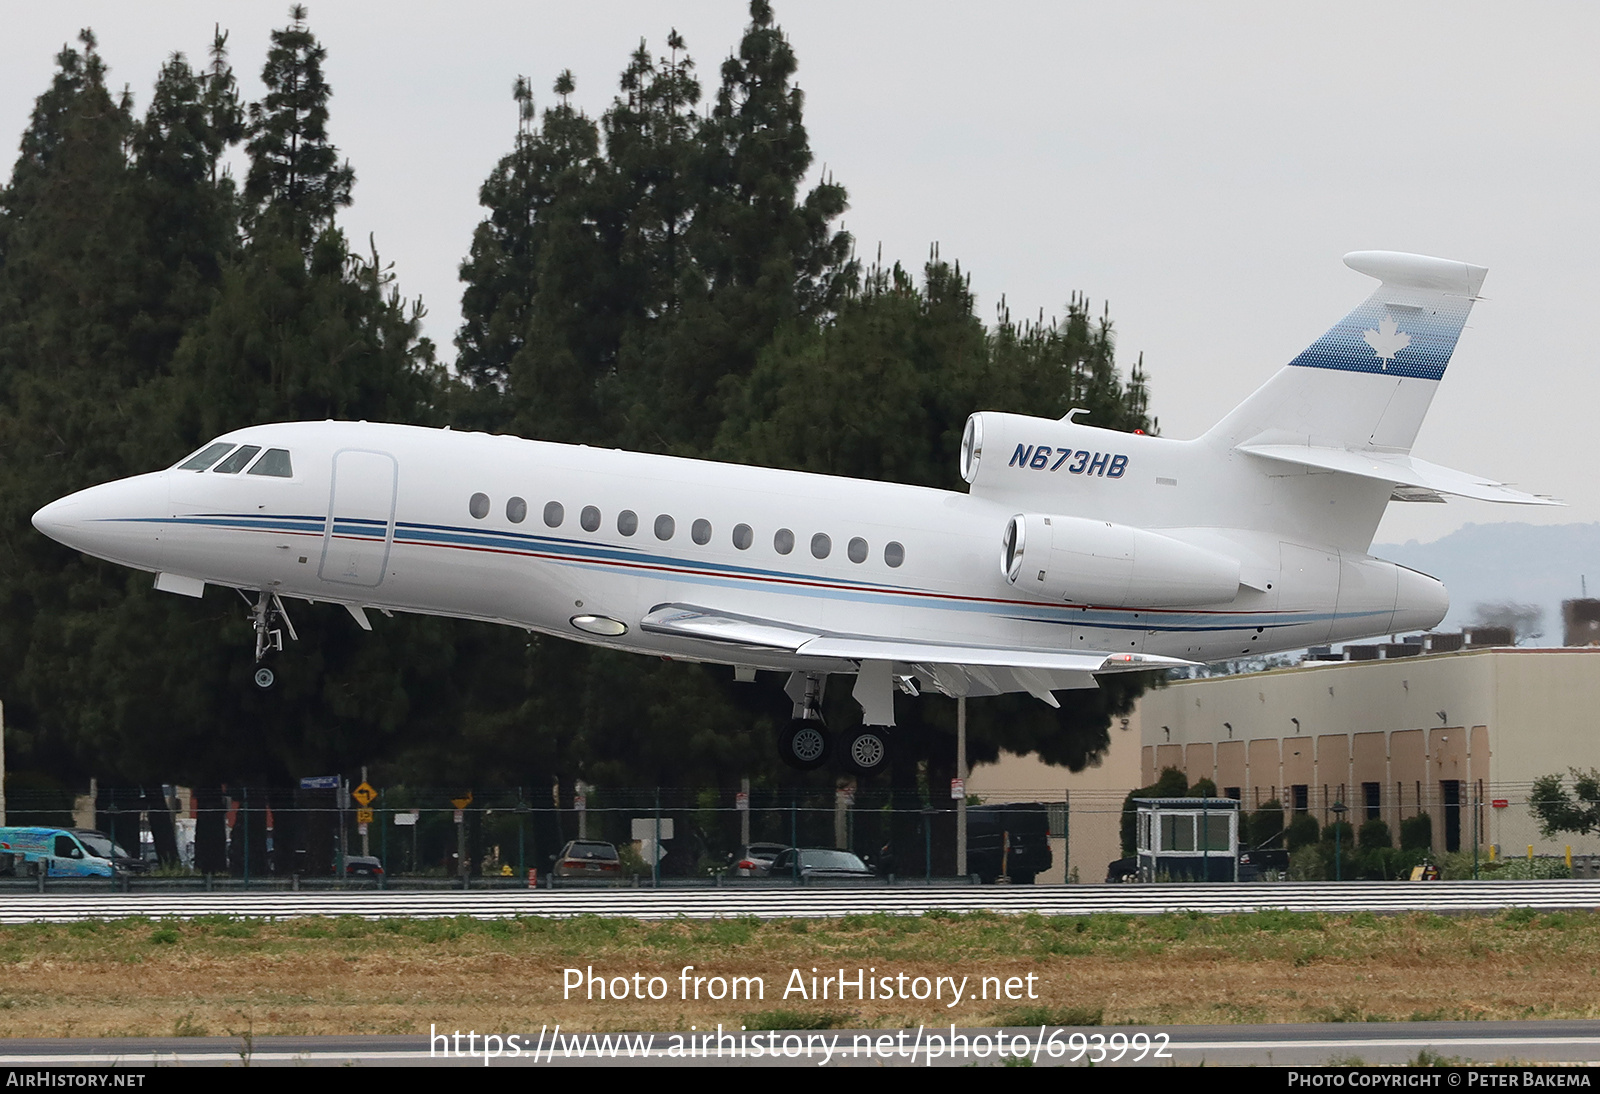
[950,778,965,800]
[451,791,473,810]
[735,791,749,812]
[394,811,419,826]
[299,775,338,790]
[357,808,374,824]
[352,782,376,806]
[1492,799,1509,809]
[631,818,674,840]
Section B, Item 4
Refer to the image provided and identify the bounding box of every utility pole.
[0,700,6,826]
[956,696,968,878]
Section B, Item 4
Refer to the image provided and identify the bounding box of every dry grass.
[1,908,1599,1037]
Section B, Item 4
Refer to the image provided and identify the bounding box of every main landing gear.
[777,672,894,777]
[244,589,297,689]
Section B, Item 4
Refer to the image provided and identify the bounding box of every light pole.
[1330,800,1347,881]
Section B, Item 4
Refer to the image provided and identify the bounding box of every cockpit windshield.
[247,448,293,477]
[213,445,262,474]
[173,441,294,477]
[175,442,235,471]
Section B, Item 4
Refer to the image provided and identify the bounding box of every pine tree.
[244,4,353,243]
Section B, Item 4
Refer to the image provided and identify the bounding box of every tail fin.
[1205,251,1487,453]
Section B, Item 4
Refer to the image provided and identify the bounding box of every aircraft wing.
[639,603,1192,701]
[1236,443,1561,506]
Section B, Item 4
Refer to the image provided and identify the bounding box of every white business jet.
[32,252,1554,776]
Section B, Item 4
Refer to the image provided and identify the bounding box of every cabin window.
[691,518,712,545]
[811,533,831,560]
[543,501,565,528]
[774,528,795,555]
[617,510,638,536]
[176,442,235,471]
[469,493,490,519]
[847,536,868,564]
[654,514,675,540]
[506,497,527,523]
[246,448,293,478]
[884,541,905,568]
[580,506,601,532]
[732,523,753,550]
[212,445,262,474]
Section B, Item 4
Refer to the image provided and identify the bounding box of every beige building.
[1137,647,1600,858]
[970,646,1600,880]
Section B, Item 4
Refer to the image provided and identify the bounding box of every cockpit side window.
[212,445,262,474]
[246,448,293,478]
[176,442,236,471]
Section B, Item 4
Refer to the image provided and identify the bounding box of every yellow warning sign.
[357,808,374,824]
[451,790,474,810]
[352,782,377,806]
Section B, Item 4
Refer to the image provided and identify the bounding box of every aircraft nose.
[30,495,76,541]
[32,474,170,564]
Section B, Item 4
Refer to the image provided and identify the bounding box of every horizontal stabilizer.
[640,604,1193,694]
[1237,444,1561,506]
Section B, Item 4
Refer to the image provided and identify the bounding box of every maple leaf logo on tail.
[1362,315,1411,369]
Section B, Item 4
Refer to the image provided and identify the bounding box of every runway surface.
[1,879,1599,922]
[3,1021,1598,1067]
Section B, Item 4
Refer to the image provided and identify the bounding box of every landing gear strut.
[245,590,297,689]
[779,672,831,770]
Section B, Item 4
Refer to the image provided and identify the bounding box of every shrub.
[1285,812,1319,851]
[1358,818,1392,850]
[1400,812,1433,852]
[1247,800,1286,849]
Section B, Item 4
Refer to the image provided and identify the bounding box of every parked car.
[766,847,874,879]
[967,803,1054,884]
[1105,856,1139,883]
[1238,848,1289,881]
[0,827,145,878]
[343,855,384,877]
[734,842,789,877]
[554,840,622,879]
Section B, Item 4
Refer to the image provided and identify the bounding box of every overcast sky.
[5,2,1595,547]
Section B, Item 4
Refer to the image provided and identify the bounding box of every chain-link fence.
[2,782,1594,888]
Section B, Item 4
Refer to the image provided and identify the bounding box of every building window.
[1363,782,1380,820]
[1291,784,1309,814]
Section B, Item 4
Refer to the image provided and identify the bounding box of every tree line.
[0,4,1157,840]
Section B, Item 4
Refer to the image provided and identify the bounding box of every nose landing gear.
[245,590,297,688]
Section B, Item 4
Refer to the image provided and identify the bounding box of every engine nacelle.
[1001,513,1241,608]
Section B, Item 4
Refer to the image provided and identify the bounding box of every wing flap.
[1237,443,1561,506]
[640,603,1195,688]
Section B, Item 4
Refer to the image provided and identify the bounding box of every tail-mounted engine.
[1001,513,1241,608]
